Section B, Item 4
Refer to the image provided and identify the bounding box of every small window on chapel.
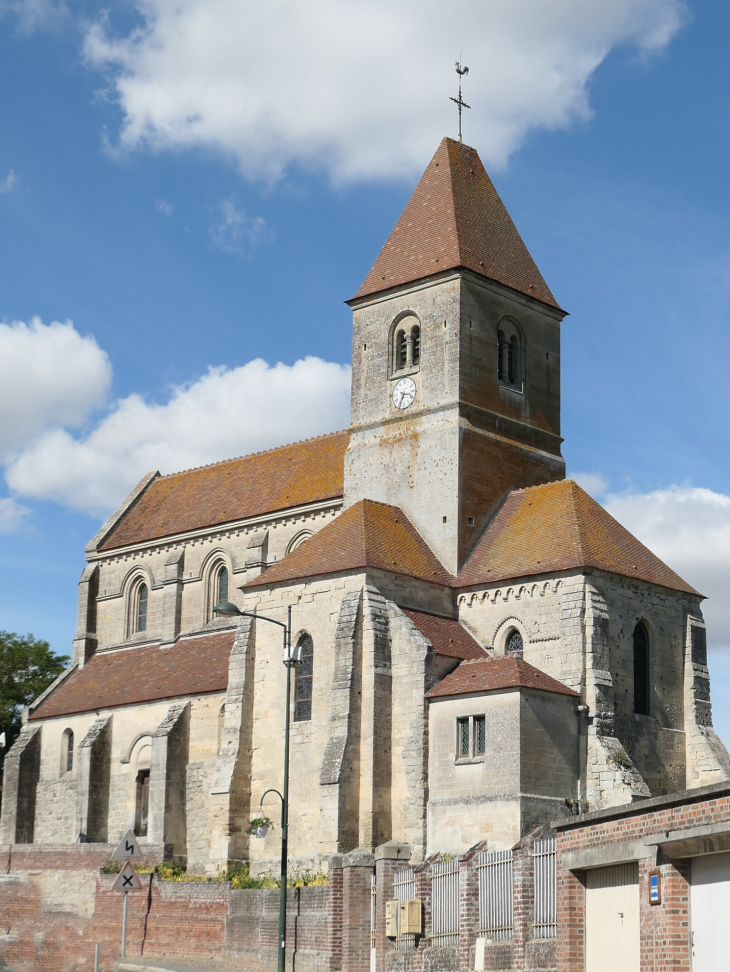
[457,718,470,758]
[456,716,486,760]
[136,583,148,633]
[62,729,74,774]
[505,629,523,656]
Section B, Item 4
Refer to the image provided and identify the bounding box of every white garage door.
[691,852,730,971]
[585,863,639,972]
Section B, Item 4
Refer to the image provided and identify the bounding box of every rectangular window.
[134,770,150,837]
[474,716,486,755]
[457,718,470,758]
[692,626,708,667]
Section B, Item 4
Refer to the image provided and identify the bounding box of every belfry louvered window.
[136,583,148,633]
[294,635,314,722]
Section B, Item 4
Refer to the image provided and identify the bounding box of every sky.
[1,0,730,739]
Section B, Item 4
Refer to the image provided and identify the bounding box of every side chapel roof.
[29,631,235,719]
[457,479,700,596]
[352,137,560,309]
[98,431,349,551]
[427,655,578,699]
[244,499,452,588]
[402,609,485,660]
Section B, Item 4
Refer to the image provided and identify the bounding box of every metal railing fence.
[532,839,557,939]
[393,867,415,951]
[431,858,460,947]
[477,850,514,942]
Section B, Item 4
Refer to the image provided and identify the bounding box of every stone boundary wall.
[0,839,557,972]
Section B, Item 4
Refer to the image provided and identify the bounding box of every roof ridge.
[158,429,349,481]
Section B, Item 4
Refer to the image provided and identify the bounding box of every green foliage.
[0,631,69,768]
[101,860,123,874]
[245,816,273,835]
[100,860,330,888]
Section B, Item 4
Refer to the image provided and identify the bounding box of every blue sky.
[2,0,730,738]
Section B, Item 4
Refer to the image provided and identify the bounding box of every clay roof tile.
[427,655,578,699]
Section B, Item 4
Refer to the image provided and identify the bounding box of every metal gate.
[477,850,513,942]
[585,864,639,972]
[533,839,557,939]
[393,866,415,951]
[431,859,460,947]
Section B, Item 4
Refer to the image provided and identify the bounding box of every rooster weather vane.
[450,60,470,143]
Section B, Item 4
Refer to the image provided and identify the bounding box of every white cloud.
[82,0,686,183]
[0,497,31,534]
[210,198,272,253]
[5,356,351,516]
[155,198,174,215]
[0,317,111,460]
[0,170,16,194]
[0,0,67,34]
[605,486,730,650]
[572,471,608,498]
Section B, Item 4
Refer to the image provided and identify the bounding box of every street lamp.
[213,600,301,972]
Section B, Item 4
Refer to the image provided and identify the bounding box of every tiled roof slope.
[402,609,484,660]
[245,500,452,588]
[353,137,559,309]
[30,631,235,719]
[457,480,699,596]
[427,655,578,699]
[98,432,349,551]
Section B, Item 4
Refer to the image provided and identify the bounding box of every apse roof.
[456,479,700,596]
[353,137,561,309]
[244,499,452,588]
[29,630,235,719]
[97,431,349,552]
[427,655,578,699]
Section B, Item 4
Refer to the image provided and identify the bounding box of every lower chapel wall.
[0,839,556,972]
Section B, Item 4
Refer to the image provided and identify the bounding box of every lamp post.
[213,600,301,972]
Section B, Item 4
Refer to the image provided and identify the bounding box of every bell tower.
[343,138,567,576]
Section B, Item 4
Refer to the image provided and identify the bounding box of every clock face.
[392,377,416,410]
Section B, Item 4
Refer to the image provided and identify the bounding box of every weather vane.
[450,59,470,143]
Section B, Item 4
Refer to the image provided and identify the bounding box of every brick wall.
[556,784,730,972]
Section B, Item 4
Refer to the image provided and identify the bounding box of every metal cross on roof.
[450,60,470,143]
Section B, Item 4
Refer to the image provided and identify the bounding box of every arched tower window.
[62,729,74,773]
[294,634,314,722]
[136,583,148,633]
[633,622,650,715]
[391,317,422,376]
[216,565,229,605]
[497,318,525,392]
[396,330,407,370]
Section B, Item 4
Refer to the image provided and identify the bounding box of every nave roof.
[30,630,235,719]
[97,431,349,552]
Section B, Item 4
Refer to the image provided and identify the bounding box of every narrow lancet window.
[633,623,650,715]
[63,729,74,773]
[294,635,314,721]
[136,583,148,633]
[217,566,229,605]
[412,325,421,365]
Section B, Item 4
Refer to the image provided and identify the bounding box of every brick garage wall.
[556,783,730,972]
[0,844,345,972]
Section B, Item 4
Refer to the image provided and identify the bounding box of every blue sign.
[650,872,660,904]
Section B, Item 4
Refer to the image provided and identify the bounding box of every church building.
[3,137,728,875]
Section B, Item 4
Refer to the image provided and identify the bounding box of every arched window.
[294,634,314,722]
[62,729,74,773]
[497,318,525,392]
[505,629,524,656]
[135,770,150,836]
[633,623,650,715]
[412,325,421,365]
[396,330,407,370]
[136,583,148,633]
[216,566,229,605]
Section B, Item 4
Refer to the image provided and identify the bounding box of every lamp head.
[213,600,243,617]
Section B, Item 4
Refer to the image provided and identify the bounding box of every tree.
[0,631,69,773]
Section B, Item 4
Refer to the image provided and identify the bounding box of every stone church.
[3,137,728,875]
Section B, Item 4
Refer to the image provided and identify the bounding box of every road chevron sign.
[113,829,142,860]
[112,861,143,892]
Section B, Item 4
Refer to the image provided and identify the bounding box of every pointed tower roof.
[352,137,560,309]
